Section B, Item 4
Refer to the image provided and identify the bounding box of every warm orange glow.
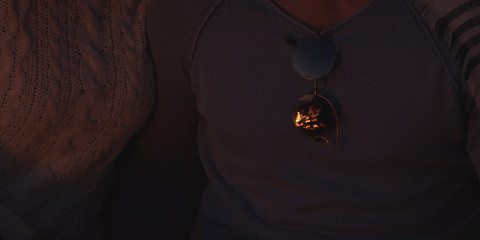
[294,106,325,130]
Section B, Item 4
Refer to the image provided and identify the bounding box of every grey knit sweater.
[0,0,155,239]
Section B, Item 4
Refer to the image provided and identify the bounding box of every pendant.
[292,94,338,143]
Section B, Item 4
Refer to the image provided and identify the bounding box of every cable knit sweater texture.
[0,0,155,239]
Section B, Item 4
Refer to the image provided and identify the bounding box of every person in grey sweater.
[113,0,480,239]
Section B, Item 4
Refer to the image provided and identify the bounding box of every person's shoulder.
[408,0,480,103]
[147,0,225,37]
[407,0,480,50]
[147,0,226,67]
[407,0,480,37]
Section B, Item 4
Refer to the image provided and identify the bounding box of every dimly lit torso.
[155,0,480,239]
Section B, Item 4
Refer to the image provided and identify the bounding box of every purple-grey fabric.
[147,0,480,239]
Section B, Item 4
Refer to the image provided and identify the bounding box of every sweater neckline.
[265,0,382,35]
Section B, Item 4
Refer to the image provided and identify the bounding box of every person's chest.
[191,0,467,165]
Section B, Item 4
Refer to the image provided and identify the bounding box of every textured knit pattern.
[411,0,480,107]
[0,0,155,239]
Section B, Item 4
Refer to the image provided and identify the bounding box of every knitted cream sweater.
[0,0,155,239]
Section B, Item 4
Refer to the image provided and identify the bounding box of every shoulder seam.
[408,0,480,106]
[189,0,226,70]
[406,0,460,93]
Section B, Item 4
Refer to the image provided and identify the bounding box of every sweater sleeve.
[429,0,480,178]
[409,0,480,177]
[105,0,221,239]
[466,103,480,175]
